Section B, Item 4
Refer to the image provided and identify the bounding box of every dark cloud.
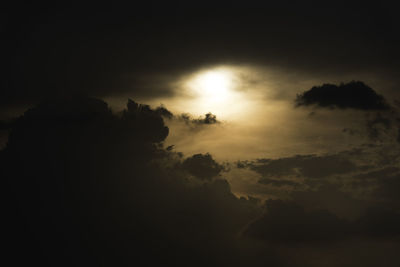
[2,97,400,266]
[154,105,174,119]
[296,81,390,110]
[182,153,224,181]
[258,178,300,187]
[244,199,400,243]
[343,110,400,143]
[134,102,218,127]
[244,199,350,243]
[235,147,400,219]
[179,112,219,125]
[238,153,357,180]
[356,207,400,238]
[366,113,392,135]
[196,112,219,124]
[354,167,400,208]
[2,97,262,266]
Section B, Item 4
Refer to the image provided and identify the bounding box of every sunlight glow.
[191,69,233,103]
[162,65,264,120]
[176,66,259,119]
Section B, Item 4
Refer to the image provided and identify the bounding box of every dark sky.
[2,2,400,112]
[2,3,400,267]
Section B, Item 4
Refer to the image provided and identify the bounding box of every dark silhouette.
[296,81,389,110]
[2,97,400,266]
[2,97,260,266]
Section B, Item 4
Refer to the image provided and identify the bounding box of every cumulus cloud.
[295,81,389,110]
[2,96,260,266]
[182,153,224,181]
[294,81,400,145]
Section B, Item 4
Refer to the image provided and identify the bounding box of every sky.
[2,3,400,266]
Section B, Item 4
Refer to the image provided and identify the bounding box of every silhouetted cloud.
[179,112,219,125]
[154,105,174,119]
[182,153,224,181]
[296,81,389,110]
[3,3,400,265]
[2,96,263,266]
[3,96,400,266]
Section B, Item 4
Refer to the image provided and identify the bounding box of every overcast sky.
[2,3,400,266]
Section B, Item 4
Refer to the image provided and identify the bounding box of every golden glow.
[191,70,233,103]
[142,65,269,121]
[180,67,249,118]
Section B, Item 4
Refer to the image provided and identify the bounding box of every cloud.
[238,153,357,180]
[353,167,400,208]
[258,178,300,187]
[291,185,368,220]
[148,102,220,127]
[2,96,400,266]
[244,199,400,243]
[178,112,220,125]
[154,105,174,119]
[182,153,224,181]
[295,81,389,110]
[2,96,263,266]
[244,199,350,243]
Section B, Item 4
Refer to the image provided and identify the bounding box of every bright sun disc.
[179,66,255,118]
[191,69,233,102]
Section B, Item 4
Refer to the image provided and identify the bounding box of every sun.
[190,69,233,103]
[177,66,253,118]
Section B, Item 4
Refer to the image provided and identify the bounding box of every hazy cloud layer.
[235,144,400,214]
